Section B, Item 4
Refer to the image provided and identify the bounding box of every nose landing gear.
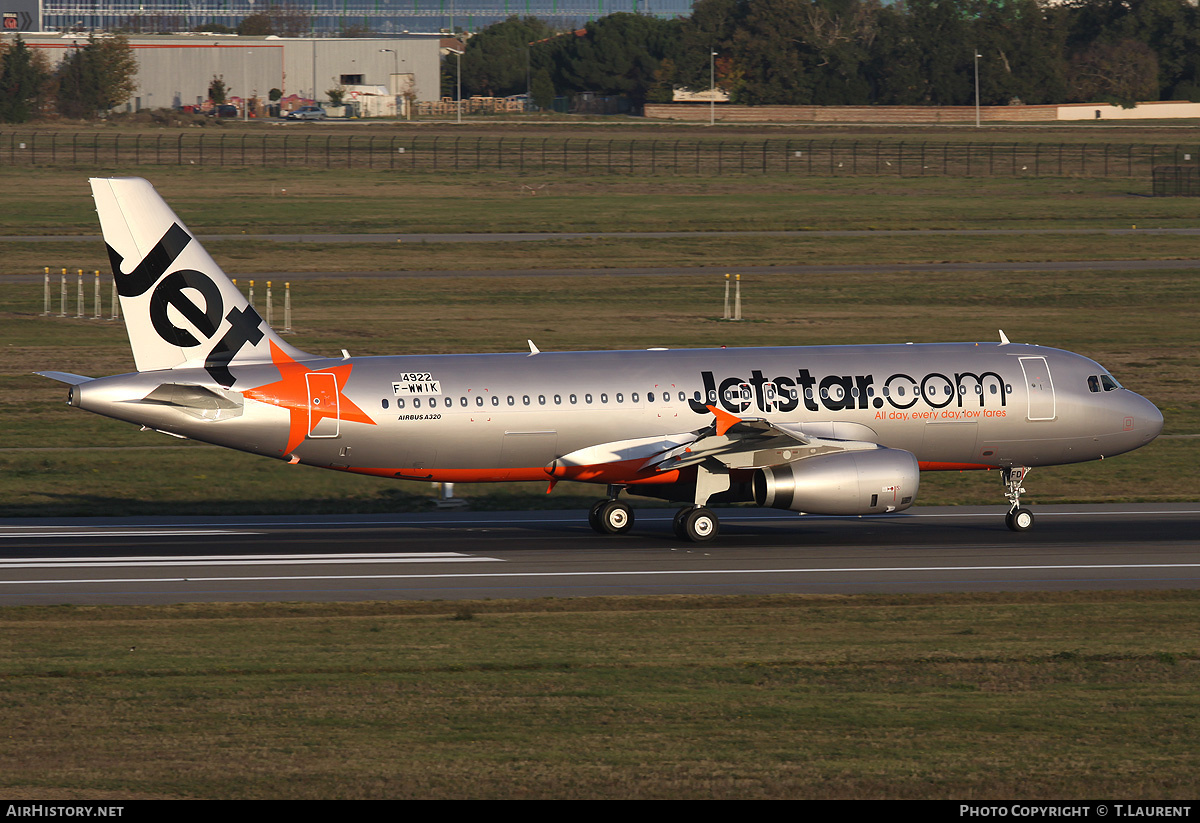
[1003,467,1034,532]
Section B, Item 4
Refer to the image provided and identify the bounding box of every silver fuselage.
[70,341,1163,501]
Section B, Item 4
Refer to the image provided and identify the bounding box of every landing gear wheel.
[588,500,608,534]
[1006,507,1034,532]
[672,507,691,540]
[595,500,634,535]
[682,507,719,543]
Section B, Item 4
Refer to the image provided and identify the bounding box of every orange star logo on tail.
[242,341,376,456]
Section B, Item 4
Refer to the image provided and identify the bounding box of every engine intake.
[753,448,919,515]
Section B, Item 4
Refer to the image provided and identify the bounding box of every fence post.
[43,268,49,315]
[93,271,100,319]
[60,271,66,317]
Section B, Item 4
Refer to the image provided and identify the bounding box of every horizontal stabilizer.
[35,371,93,385]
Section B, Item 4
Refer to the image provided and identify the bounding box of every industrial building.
[6,31,442,113]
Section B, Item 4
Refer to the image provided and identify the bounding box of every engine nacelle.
[753,448,919,515]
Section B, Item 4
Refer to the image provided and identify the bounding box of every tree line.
[0,35,138,123]
[456,0,1200,110]
[6,0,1199,123]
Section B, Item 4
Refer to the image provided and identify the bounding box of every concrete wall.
[645,102,1199,124]
[1056,101,1200,120]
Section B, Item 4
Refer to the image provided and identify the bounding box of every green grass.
[0,167,1193,236]
[1,592,1197,799]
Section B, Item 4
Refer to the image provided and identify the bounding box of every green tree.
[557,13,683,108]
[209,75,227,105]
[728,0,818,104]
[56,35,139,119]
[0,36,44,123]
[1068,37,1160,106]
[237,14,274,36]
[460,16,558,98]
[531,66,556,109]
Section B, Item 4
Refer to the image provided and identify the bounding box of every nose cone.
[1123,391,1164,447]
[1135,392,1165,442]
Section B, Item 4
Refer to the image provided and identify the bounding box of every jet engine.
[753,448,919,515]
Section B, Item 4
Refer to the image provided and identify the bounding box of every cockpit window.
[1101,374,1122,391]
[1088,376,1101,393]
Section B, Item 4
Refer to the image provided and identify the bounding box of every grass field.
[1,149,1198,799]
[2,592,1198,800]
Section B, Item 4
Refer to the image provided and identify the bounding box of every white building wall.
[14,33,440,111]
[1056,101,1200,120]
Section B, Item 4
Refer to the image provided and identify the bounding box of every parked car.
[286,106,326,121]
[207,104,238,118]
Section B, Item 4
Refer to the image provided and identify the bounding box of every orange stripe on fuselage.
[918,462,993,471]
[339,464,685,485]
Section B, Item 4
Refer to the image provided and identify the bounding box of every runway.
[1,504,1197,606]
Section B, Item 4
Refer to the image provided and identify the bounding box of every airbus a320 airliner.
[38,178,1163,542]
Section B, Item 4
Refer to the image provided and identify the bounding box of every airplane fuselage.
[70,341,1162,496]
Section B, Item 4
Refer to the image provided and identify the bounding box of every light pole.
[710,50,718,126]
[447,47,463,124]
[243,49,250,121]
[379,48,400,117]
[974,50,982,128]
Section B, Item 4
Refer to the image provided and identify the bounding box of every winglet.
[707,404,741,436]
[998,330,1010,345]
[528,339,540,356]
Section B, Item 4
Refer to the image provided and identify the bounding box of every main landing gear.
[672,506,719,543]
[588,487,720,542]
[1003,466,1034,532]
[588,488,635,535]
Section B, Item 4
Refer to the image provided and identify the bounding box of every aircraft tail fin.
[90,177,311,385]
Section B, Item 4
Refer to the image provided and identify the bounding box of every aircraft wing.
[549,406,883,483]
[645,406,882,472]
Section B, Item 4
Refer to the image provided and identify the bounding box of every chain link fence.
[4,132,1199,179]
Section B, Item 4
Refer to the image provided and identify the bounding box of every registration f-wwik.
[39,178,1164,541]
